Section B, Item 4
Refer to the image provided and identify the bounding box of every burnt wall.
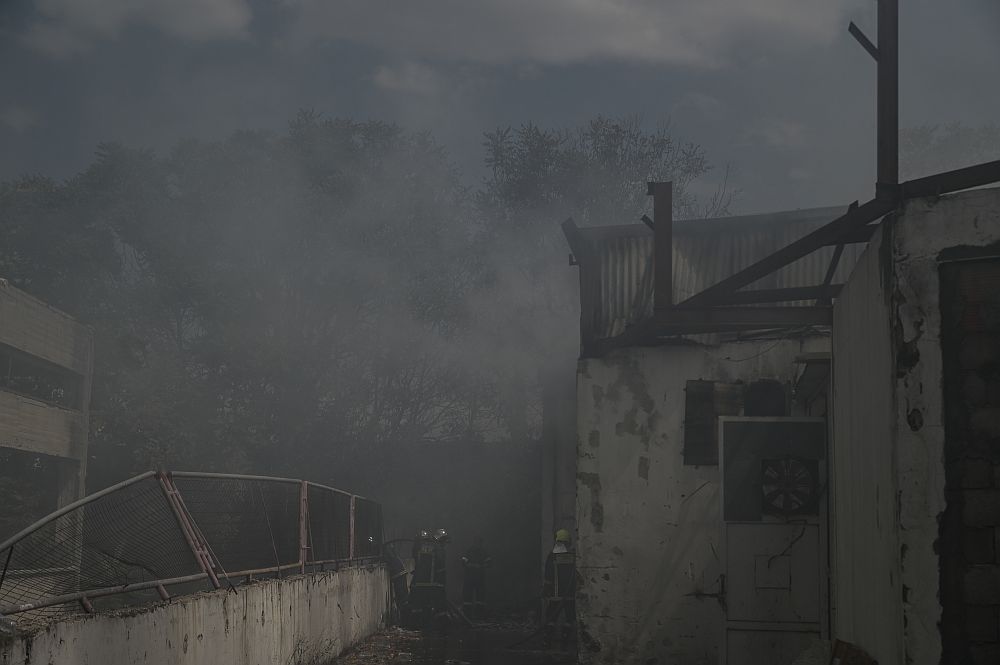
[940,258,1000,665]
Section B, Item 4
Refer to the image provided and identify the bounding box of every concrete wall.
[575,337,827,665]
[828,186,1000,665]
[892,187,1000,665]
[0,282,93,376]
[0,281,93,519]
[830,226,905,664]
[0,566,388,665]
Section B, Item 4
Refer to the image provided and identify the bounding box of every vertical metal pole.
[349,496,357,560]
[648,182,673,310]
[298,481,309,574]
[876,0,899,197]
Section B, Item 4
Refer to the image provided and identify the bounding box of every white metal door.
[719,417,828,665]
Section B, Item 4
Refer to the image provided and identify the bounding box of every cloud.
[287,0,863,67]
[672,92,724,116]
[743,118,810,150]
[787,167,812,182]
[24,0,252,57]
[374,62,445,96]
[0,107,41,133]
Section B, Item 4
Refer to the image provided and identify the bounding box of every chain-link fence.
[0,471,383,631]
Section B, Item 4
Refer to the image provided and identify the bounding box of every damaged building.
[561,182,1000,665]
[0,280,94,537]
[563,205,858,664]
[554,2,1000,661]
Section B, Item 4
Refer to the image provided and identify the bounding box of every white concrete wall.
[576,337,827,665]
[830,226,905,664]
[1,566,388,665]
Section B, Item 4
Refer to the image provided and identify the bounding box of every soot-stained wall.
[575,337,827,665]
[830,186,1000,665]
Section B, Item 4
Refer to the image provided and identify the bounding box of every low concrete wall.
[1,565,388,665]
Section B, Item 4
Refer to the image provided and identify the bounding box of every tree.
[472,116,732,440]
[0,112,727,494]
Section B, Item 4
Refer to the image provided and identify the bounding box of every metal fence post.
[349,495,356,560]
[298,481,309,574]
[157,471,221,589]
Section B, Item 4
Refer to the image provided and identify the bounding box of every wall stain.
[578,472,605,532]
[893,287,923,378]
[592,385,605,409]
[608,354,655,413]
[638,456,650,480]
[589,430,601,449]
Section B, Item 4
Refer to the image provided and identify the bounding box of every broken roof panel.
[564,206,868,346]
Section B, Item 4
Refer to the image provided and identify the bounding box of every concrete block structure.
[564,209,859,664]
[0,281,94,529]
[564,186,1000,664]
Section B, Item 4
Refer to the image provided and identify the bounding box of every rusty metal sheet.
[570,206,868,344]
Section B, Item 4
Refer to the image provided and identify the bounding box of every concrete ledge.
[1,565,389,665]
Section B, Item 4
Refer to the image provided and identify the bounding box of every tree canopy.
[0,113,727,492]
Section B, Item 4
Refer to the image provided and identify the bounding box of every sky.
[1,0,998,214]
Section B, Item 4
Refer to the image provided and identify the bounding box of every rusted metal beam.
[649,182,673,310]
[682,198,894,307]
[705,285,843,306]
[836,224,880,244]
[816,245,846,306]
[158,472,221,589]
[876,0,899,197]
[349,496,357,560]
[657,306,832,331]
[902,159,1000,199]
[848,22,879,61]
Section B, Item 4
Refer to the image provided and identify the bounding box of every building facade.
[0,281,94,536]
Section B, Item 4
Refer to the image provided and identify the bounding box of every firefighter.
[384,543,410,623]
[409,528,449,628]
[460,536,492,619]
[542,528,577,650]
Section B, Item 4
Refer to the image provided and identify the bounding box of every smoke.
[23,0,251,57]
[287,0,861,68]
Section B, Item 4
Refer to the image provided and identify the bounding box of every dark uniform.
[543,546,577,649]
[460,538,492,619]
[384,545,410,622]
[409,529,449,627]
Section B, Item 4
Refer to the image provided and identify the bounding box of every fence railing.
[0,471,383,631]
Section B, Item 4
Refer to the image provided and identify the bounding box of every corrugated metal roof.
[567,206,869,343]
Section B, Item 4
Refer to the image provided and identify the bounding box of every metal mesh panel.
[307,485,351,562]
[353,498,382,558]
[0,471,382,631]
[172,475,301,573]
[0,474,206,629]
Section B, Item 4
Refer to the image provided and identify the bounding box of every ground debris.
[331,627,423,665]
[327,624,573,665]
